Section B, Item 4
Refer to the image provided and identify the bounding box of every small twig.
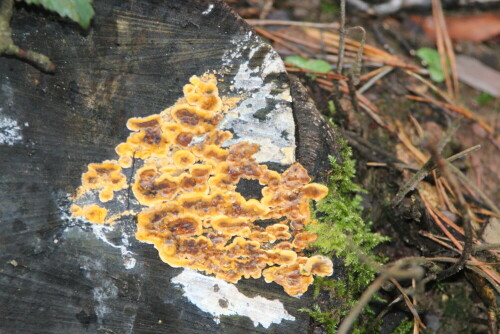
[368,295,404,332]
[366,162,419,171]
[395,120,428,163]
[337,275,386,334]
[470,205,500,218]
[448,163,500,216]
[405,70,454,105]
[331,0,347,119]
[336,0,346,78]
[445,145,481,166]
[346,26,366,85]
[406,94,493,135]
[0,0,55,72]
[358,66,393,94]
[342,129,405,163]
[432,0,453,97]
[430,147,473,280]
[424,196,500,285]
[390,278,426,330]
[347,74,360,114]
[254,27,310,58]
[337,259,424,334]
[432,0,459,97]
[391,118,462,207]
[259,0,274,20]
[246,19,339,29]
[425,257,500,266]
[429,199,500,261]
[419,230,460,253]
[408,113,424,139]
[340,27,367,119]
[472,243,500,254]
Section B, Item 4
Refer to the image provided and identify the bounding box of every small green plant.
[303,141,389,333]
[301,304,340,331]
[320,0,339,14]
[285,56,332,73]
[476,92,494,106]
[416,47,445,83]
[328,100,336,115]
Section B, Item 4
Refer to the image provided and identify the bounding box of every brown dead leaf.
[411,13,500,43]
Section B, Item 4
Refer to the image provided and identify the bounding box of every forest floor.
[227,1,499,333]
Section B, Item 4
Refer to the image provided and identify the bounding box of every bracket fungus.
[71,74,333,296]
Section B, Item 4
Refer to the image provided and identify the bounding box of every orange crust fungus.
[73,74,333,296]
[78,161,127,202]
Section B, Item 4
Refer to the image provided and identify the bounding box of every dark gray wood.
[0,1,340,333]
[289,75,343,183]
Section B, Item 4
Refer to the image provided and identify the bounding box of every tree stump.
[0,1,341,333]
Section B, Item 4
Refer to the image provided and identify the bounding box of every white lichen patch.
[0,112,22,146]
[90,224,137,270]
[58,196,137,270]
[220,33,296,164]
[172,269,295,328]
[202,3,214,15]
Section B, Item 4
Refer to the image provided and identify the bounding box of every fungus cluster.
[71,74,333,296]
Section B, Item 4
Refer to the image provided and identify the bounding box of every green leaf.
[285,56,331,73]
[23,0,94,29]
[416,47,444,83]
[476,92,494,106]
[328,100,336,114]
[320,0,338,14]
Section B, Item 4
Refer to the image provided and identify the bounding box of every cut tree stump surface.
[0,1,341,333]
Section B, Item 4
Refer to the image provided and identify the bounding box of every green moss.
[300,304,340,332]
[303,141,389,333]
[391,318,413,334]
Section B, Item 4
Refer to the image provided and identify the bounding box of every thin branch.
[472,243,500,254]
[419,230,461,253]
[368,295,404,332]
[336,0,346,77]
[430,147,473,280]
[346,26,366,85]
[0,0,55,72]
[347,74,360,114]
[331,0,347,119]
[432,0,453,97]
[448,163,500,215]
[246,19,339,29]
[391,118,462,207]
[390,278,426,329]
[337,259,424,334]
[358,66,393,94]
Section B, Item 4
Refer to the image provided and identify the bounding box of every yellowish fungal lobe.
[72,74,332,296]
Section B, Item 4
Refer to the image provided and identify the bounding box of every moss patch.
[303,141,389,333]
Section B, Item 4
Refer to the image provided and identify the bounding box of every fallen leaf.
[482,218,500,244]
[411,13,500,43]
[455,55,500,97]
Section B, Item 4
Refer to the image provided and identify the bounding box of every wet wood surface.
[0,1,341,333]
